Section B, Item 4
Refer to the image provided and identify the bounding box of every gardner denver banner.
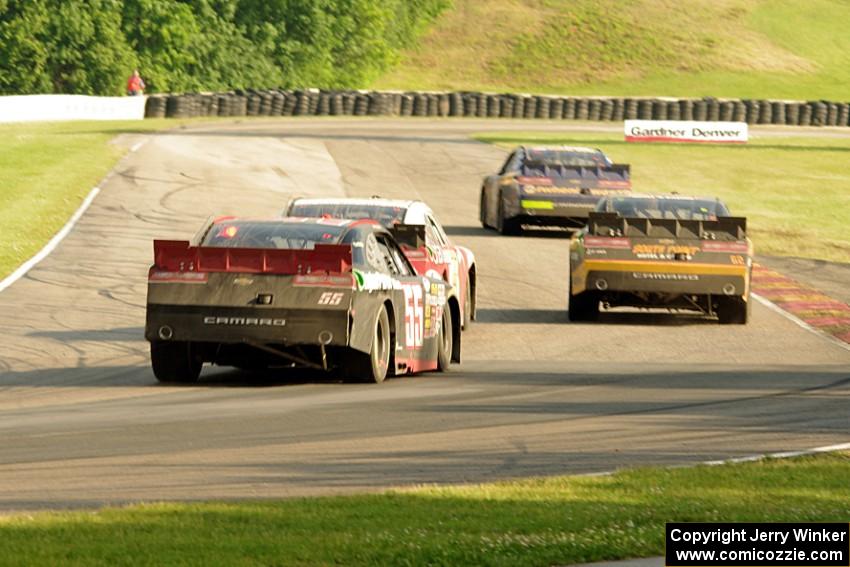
[625,120,748,144]
[666,523,850,567]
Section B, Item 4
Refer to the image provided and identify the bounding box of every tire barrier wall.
[144,89,850,127]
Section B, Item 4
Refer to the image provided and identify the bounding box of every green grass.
[1,453,848,566]
[376,0,850,100]
[475,131,850,263]
[0,120,194,279]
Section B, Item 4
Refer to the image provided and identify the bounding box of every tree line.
[0,0,449,96]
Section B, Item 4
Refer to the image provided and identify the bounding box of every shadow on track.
[475,308,716,326]
[591,310,716,326]
[441,225,491,237]
[443,225,576,239]
[0,364,343,389]
[475,308,566,324]
[28,326,145,342]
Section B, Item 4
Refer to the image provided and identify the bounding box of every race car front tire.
[437,306,452,372]
[480,189,490,228]
[150,341,202,383]
[462,278,473,329]
[716,295,749,325]
[345,306,391,383]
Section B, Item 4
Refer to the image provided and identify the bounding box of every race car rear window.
[524,150,611,167]
[606,197,730,221]
[202,221,346,249]
[289,204,406,227]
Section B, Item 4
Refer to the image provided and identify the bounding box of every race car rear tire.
[498,197,521,236]
[437,306,452,372]
[345,306,391,383]
[568,291,600,322]
[716,296,749,325]
[150,341,202,383]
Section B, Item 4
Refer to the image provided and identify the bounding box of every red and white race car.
[285,197,477,328]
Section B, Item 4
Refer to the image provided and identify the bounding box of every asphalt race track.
[0,119,848,511]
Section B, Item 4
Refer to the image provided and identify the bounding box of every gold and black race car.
[480,146,631,234]
[569,194,752,324]
[145,217,462,384]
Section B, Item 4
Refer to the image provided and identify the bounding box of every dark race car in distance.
[480,146,631,234]
[145,217,461,384]
[569,194,752,324]
[285,197,477,328]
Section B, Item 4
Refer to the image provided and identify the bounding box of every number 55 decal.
[402,284,424,348]
[318,292,344,305]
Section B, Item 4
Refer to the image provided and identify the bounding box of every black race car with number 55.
[569,194,752,324]
[145,217,462,384]
[480,146,631,234]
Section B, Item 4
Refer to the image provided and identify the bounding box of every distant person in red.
[127,69,146,96]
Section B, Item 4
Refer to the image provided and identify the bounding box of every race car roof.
[525,145,600,154]
[213,216,362,228]
[288,197,433,225]
[612,193,722,202]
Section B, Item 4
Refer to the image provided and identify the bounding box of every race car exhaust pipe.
[158,325,174,340]
[595,279,609,291]
[318,330,334,345]
[722,283,736,296]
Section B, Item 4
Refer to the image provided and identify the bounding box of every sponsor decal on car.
[631,244,700,259]
[522,186,580,195]
[632,273,700,281]
[149,271,209,283]
[293,274,353,288]
[521,199,555,210]
[203,316,286,326]
[354,270,402,291]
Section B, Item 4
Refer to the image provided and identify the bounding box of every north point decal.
[624,120,748,144]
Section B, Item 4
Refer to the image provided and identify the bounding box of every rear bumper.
[145,304,350,346]
[507,196,600,223]
[576,260,750,296]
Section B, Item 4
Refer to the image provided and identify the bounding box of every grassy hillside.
[376,0,850,101]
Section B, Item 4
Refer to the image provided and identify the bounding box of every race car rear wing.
[587,212,747,240]
[152,240,353,275]
[389,224,426,248]
[518,163,631,189]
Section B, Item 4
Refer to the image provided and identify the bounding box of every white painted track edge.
[0,186,101,294]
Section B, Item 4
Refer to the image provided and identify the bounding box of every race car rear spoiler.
[153,240,353,274]
[518,164,631,189]
[587,212,747,240]
[389,224,426,248]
